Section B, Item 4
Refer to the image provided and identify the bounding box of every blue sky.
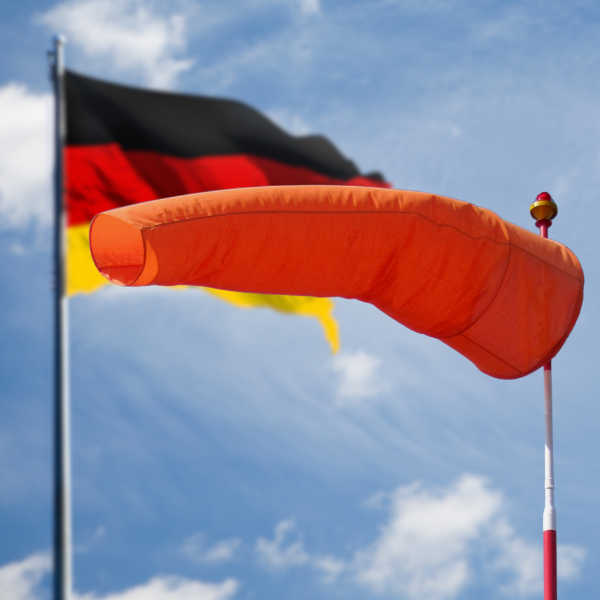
[1,1,599,599]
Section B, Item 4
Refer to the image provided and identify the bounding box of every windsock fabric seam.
[451,334,522,374]
[438,246,512,341]
[448,286,584,378]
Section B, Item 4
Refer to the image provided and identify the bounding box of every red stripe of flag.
[66,144,389,226]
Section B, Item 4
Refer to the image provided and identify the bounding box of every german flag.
[65,71,390,352]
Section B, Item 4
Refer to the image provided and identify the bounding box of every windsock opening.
[89,214,145,286]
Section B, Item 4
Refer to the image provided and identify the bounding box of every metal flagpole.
[530,191,559,600]
[49,35,72,600]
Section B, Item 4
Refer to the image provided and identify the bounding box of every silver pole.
[49,35,72,600]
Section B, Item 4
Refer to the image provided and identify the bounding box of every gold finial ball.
[530,191,558,221]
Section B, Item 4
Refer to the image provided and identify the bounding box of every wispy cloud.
[255,520,346,582]
[332,350,384,405]
[292,0,320,15]
[75,575,238,600]
[181,532,242,565]
[313,555,345,583]
[255,519,310,570]
[40,0,193,88]
[0,84,52,229]
[265,109,312,135]
[75,525,106,554]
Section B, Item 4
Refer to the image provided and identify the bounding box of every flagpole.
[49,35,72,600]
[530,192,559,600]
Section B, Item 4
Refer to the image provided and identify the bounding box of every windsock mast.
[530,191,559,600]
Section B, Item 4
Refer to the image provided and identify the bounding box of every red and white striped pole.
[530,191,559,600]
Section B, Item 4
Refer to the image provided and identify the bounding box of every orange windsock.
[89,186,584,379]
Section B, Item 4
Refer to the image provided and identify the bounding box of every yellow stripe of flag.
[67,223,340,353]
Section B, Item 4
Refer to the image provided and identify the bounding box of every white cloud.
[492,517,583,595]
[255,519,310,570]
[0,84,52,229]
[492,519,543,596]
[353,475,500,600]
[332,350,384,404]
[351,475,586,600]
[41,0,193,88]
[253,477,584,598]
[181,532,242,565]
[0,552,236,600]
[0,553,50,600]
[557,544,586,581]
[76,576,238,600]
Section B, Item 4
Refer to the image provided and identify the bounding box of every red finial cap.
[530,192,558,222]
